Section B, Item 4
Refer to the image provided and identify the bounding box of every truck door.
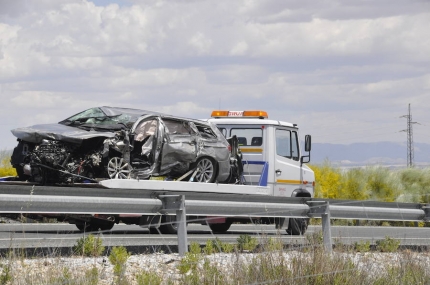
[273,128,302,197]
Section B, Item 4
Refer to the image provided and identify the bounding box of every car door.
[273,128,302,197]
[158,118,198,174]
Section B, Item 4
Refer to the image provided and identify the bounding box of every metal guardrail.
[0,183,429,255]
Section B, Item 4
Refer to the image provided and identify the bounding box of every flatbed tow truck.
[1,110,314,235]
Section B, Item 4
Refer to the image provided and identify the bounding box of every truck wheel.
[194,157,217,183]
[75,221,114,232]
[158,215,178,234]
[208,221,232,233]
[286,218,309,235]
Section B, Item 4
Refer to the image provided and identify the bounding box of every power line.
[400,104,418,168]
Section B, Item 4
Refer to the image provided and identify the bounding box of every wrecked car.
[10,106,240,185]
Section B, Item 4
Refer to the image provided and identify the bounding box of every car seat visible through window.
[251,137,262,146]
[237,137,247,146]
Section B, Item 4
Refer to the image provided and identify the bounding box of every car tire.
[194,157,217,183]
[286,218,309,235]
[107,157,132,179]
[208,221,232,233]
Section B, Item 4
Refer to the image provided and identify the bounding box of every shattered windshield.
[59,107,144,128]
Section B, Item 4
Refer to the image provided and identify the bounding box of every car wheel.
[208,221,232,233]
[194,157,217,183]
[107,157,132,179]
[286,218,309,235]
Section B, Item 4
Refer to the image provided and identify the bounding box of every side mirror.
[301,135,311,165]
[304,135,311,152]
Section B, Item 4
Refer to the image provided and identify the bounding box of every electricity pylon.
[400,104,418,168]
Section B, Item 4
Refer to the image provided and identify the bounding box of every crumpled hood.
[11,123,116,144]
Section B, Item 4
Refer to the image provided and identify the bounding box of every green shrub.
[73,234,105,257]
[237,234,258,252]
[177,242,202,274]
[203,239,215,255]
[189,242,202,255]
[221,242,236,253]
[0,262,12,285]
[203,238,235,254]
[376,236,401,252]
[263,237,283,252]
[354,240,371,252]
[109,246,130,284]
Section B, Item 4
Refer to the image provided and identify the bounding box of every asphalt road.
[0,223,430,254]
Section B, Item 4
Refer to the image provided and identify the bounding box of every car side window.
[163,119,190,134]
[134,119,158,142]
[195,123,218,139]
[276,129,299,161]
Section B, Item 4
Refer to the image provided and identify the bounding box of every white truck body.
[207,113,314,199]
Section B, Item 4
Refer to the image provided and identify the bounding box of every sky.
[0,0,429,150]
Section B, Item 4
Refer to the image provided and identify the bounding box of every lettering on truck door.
[273,128,301,197]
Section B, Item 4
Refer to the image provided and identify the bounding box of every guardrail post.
[321,202,332,253]
[176,195,188,256]
[159,195,188,256]
[308,201,332,253]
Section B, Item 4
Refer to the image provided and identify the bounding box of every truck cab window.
[230,128,263,146]
[276,129,299,161]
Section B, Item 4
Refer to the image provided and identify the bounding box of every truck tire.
[158,215,178,234]
[208,221,232,233]
[286,218,309,235]
[75,221,115,232]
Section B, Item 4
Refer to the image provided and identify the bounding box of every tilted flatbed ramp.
[99,179,271,196]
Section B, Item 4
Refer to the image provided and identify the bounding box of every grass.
[0,234,428,284]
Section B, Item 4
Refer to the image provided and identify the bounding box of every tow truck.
[2,110,314,235]
[99,110,314,235]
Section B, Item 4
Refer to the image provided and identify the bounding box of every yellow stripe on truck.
[276,179,302,185]
[239,148,263,153]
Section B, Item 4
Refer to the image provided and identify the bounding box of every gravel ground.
[2,250,430,284]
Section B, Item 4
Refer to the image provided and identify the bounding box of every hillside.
[312,142,430,167]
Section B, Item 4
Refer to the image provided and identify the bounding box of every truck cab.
[207,110,314,199]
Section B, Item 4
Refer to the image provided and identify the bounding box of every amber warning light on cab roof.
[211,110,268,119]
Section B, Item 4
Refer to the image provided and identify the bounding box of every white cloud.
[0,0,429,150]
[188,33,213,54]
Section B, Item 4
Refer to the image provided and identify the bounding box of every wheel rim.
[195,158,214,182]
[107,157,132,179]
